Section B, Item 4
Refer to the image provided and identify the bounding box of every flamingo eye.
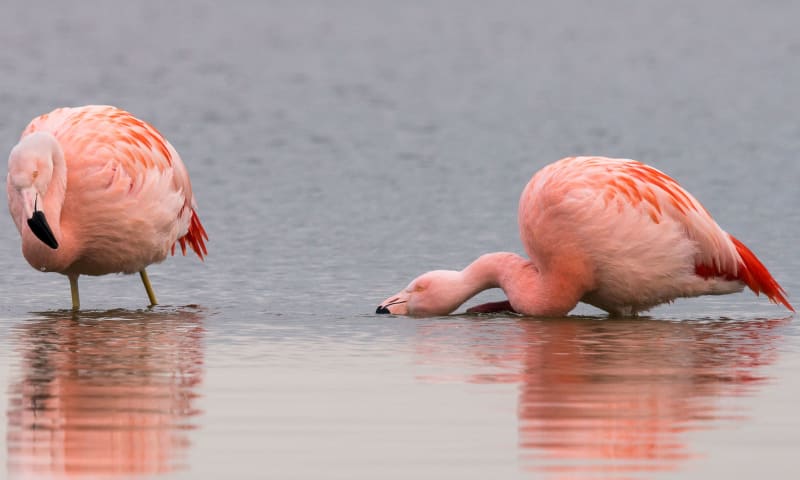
[32,170,39,180]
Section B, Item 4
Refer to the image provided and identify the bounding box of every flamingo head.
[376,270,464,316]
[7,132,59,249]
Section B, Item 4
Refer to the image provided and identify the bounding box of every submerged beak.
[376,292,410,315]
[24,191,58,249]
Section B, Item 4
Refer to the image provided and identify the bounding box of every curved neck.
[15,132,72,271]
[459,252,586,316]
[37,133,68,243]
[460,252,523,290]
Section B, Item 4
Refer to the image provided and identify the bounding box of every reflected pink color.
[6,308,204,477]
[414,317,786,478]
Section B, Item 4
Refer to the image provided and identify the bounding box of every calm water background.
[1,1,799,478]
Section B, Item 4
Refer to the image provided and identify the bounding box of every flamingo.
[6,105,208,310]
[377,156,793,317]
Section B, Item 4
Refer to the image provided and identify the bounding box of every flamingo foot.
[466,300,516,314]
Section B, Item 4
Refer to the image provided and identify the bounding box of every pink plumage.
[377,156,792,316]
[6,105,207,309]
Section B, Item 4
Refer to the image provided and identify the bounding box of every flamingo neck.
[459,252,521,290]
[44,136,67,240]
[461,252,586,316]
[19,132,72,271]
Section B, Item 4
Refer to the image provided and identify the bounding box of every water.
[1,1,799,478]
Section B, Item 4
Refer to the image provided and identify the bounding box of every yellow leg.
[140,269,158,306]
[69,275,80,311]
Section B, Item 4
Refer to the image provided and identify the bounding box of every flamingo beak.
[24,191,58,249]
[376,292,410,315]
[28,211,58,249]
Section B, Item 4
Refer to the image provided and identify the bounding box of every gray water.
[1,1,799,478]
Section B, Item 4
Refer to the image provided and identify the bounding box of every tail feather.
[730,235,793,311]
[176,210,208,260]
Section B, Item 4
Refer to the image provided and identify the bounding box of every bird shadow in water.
[5,305,205,477]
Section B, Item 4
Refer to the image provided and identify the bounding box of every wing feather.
[579,157,739,276]
[555,156,790,309]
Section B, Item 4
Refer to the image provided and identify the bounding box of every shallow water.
[1,1,799,479]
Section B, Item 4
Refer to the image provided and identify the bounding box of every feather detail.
[177,210,208,260]
[543,157,741,277]
[731,236,792,311]
[22,106,174,176]
[695,235,792,311]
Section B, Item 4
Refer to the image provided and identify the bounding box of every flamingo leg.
[139,269,158,306]
[69,274,80,311]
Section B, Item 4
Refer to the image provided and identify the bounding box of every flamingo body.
[377,156,791,317]
[7,105,207,308]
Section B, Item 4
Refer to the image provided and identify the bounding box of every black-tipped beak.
[27,211,58,249]
[376,305,391,314]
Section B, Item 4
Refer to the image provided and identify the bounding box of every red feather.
[177,210,208,261]
[696,235,793,311]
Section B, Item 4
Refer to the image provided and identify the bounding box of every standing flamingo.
[377,156,792,317]
[6,105,207,310]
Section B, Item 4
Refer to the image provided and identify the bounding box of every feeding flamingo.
[377,156,792,317]
[6,105,207,310]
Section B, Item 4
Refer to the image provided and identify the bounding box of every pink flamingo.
[7,105,208,310]
[377,156,793,317]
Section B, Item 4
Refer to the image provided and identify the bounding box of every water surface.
[1,1,799,479]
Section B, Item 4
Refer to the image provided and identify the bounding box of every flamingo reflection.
[414,316,786,478]
[6,307,204,478]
